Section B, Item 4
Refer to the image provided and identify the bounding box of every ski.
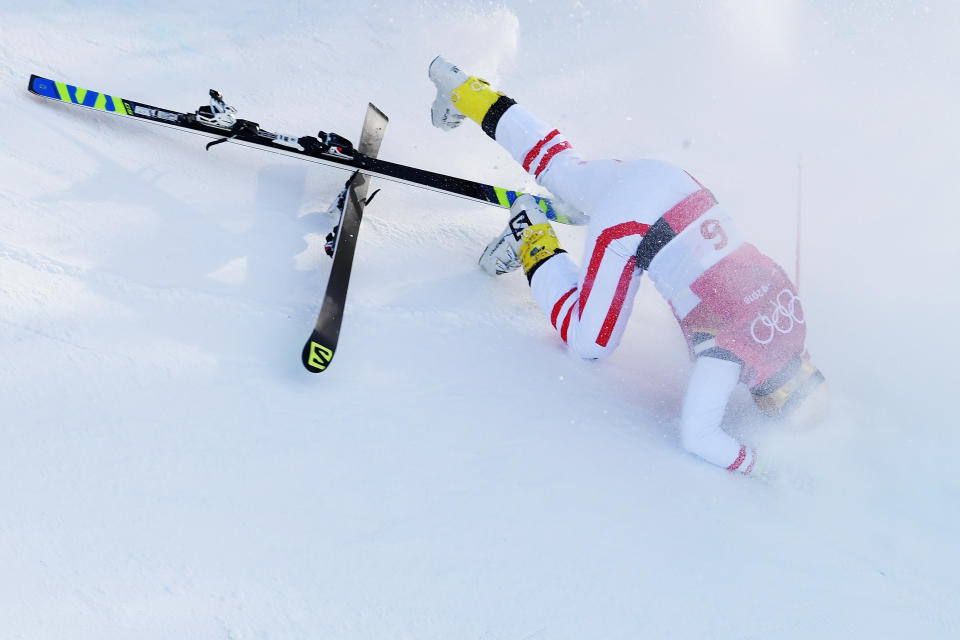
[302,104,387,373]
[27,74,586,225]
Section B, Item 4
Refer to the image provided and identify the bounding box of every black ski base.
[301,104,388,373]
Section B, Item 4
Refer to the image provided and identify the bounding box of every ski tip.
[302,331,336,373]
[367,103,389,123]
[28,74,58,98]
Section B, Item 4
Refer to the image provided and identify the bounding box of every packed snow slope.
[2,1,958,638]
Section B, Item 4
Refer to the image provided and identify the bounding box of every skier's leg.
[491,105,624,213]
[428,56,619,213]
[530,221,644,360]
[681,355,757,474]
[430,57,643,359]
[481,195,642,360]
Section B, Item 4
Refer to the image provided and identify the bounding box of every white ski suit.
[492,104,809,474]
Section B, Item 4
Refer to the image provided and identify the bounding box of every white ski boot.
[479,194,558,277]
[428,55,470,130]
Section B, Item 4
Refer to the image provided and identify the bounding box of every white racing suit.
[492,105,808,474]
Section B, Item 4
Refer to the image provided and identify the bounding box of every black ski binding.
[323,172,381,259]
[298,130,355,159]
[195,89,238,129]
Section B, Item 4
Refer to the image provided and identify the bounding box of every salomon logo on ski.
[303,341,334,372]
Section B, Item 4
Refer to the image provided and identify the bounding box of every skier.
[428,56,827,475]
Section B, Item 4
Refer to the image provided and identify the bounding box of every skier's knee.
[567,333,616,361]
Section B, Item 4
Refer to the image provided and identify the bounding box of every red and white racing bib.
[685,244,805,385]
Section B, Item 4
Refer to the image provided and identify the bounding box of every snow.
[2,1,958,638]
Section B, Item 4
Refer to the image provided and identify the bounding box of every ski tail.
[302,104,389,373]
[29,75,132,115]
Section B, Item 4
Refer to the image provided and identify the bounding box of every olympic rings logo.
[750,289,805,345]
